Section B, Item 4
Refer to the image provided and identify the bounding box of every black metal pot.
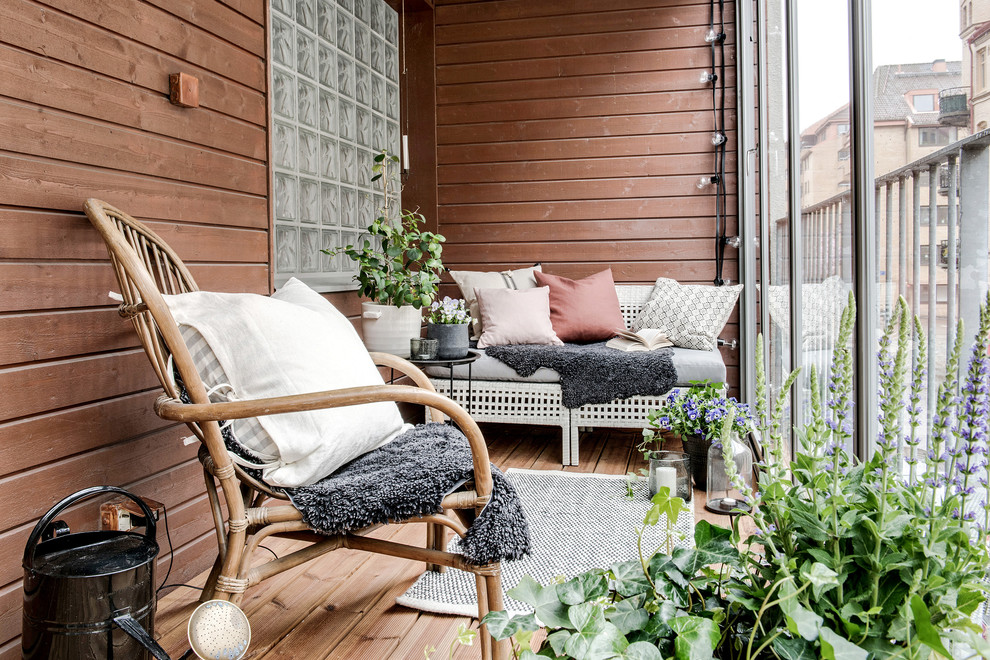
[22,486,170,660]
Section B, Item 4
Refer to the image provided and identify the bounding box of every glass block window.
[271,0,401,290]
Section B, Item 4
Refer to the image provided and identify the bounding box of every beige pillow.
[475,287,563,348]
[449,265,542,339]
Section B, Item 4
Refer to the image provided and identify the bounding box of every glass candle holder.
[410,337,439,360]
[648,450,692,502]
[705,433,753,514]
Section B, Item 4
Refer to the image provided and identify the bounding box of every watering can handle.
[23,486,158,570]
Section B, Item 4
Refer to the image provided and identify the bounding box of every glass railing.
[793,129,990,422]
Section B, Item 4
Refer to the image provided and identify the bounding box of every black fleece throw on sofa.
[485,342,677,408]
[286,422,531,565]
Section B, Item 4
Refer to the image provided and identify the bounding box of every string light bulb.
[704,29,725,43]
[711,131,727,146]
[696,175,720,189]
[699,71,718,84]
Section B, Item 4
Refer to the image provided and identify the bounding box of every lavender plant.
[484,292,990,660]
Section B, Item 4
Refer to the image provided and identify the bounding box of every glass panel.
[870,0,967,465]
[270,0,400,290]
[792,1,853,430]
[761,0,792,409]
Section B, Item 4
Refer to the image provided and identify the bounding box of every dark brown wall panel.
[0,0,269,650]
[434,0,740,389]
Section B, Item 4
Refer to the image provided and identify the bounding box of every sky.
[797,0,962,130]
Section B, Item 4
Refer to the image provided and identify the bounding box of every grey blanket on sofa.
[286,423,530,565]
[485,342,677,408]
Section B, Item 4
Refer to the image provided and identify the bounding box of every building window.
[270,0,402,291]
[979,47,988,92]
[912,93,935,112]
[836,123,849,135]
[838,148,850,160]
[816,128,828,143]
[919,127,953,146]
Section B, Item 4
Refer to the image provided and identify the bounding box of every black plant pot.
[680,434,711,490]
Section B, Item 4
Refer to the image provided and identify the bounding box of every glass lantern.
[648,450,692,502]
[705,433,752,514]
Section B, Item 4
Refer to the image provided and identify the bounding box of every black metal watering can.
[22,486,170,659]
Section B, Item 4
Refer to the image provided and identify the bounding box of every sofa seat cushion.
[423,346,725,388]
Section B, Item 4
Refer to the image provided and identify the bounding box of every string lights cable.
[700,0,730,286]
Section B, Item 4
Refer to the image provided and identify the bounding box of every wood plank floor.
[155,424,731,659]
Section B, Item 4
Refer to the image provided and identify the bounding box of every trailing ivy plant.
[322,150,445,309]
[484,292,990,659]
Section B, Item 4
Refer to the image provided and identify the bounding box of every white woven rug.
[396,468,695,616]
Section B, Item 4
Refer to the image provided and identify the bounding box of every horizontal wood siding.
[0,0,270,652]
[433,0,740,382]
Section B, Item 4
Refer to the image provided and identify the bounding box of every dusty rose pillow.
[475,287,563,348]
[534,269,625,342]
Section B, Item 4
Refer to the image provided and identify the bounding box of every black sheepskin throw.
[285,423,531,565]
[485,342,677,408]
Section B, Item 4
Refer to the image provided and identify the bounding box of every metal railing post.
[946,153,959,360]
[927,163,939,417]
[913,170,923,316]
[898,175,908,301]
[959,142,990,357]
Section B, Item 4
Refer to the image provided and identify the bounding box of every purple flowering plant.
[485,292,990,660]
[640,380,754,458]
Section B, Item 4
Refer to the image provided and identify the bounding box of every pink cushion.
[475,287,563,348]
[534,269,625,342]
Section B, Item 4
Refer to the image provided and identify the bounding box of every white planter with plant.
[426,297,471,359]
[324,151,445,357]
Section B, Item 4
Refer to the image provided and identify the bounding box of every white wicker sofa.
[424,285,727,465]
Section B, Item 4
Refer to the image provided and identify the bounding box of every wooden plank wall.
[0,0,273,654]
[431,0,740,390]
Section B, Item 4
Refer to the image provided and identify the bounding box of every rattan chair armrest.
[155,384,494,496]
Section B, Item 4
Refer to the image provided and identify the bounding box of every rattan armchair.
[83,199,508,659]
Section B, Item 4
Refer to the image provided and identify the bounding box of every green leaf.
[778,581,823,641]
[546,630,572,656]
[772,637,817,660]
[482,611,539,640]
[909,594,952,658]
[610,560,651,597]
[507,576,571,629]
[800,562,839,599]
[606,598,649,635]
[648,555,688,589]
[558,571,609,606]
[668,616,720,660]
[620,642,664,660]
[819,627,868,660]
[568,602,606,634]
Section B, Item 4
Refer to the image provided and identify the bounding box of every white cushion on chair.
[164,278,408,487]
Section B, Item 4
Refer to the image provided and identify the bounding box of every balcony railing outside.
[939,86,969,127]
[781,130,990,424]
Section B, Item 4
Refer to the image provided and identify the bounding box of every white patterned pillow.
[631,278,743,350]
[164,278,408,487]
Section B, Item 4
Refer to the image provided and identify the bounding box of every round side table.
[408,349,482,414]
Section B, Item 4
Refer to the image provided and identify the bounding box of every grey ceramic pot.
[426,323,470,359]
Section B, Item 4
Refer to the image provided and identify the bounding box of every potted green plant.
[641,380,753,488]
[484,293,990,660]
[323,150,445,357]
[426,297,471,359]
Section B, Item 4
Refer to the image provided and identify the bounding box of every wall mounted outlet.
[100,495,164,532]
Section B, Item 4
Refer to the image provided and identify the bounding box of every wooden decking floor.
[155,424,729,659]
